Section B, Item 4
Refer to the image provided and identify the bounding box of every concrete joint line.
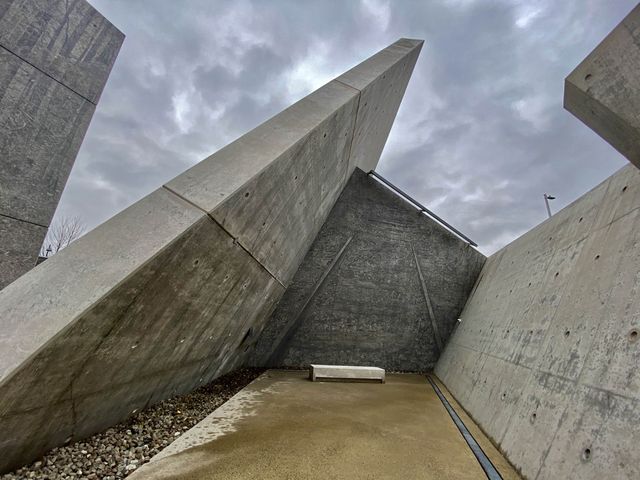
[342,86,362,183]
[0,44,97,106]
[0,212,48,229]
[427,376,503,480]
[333,78,362,93]
[161,185,285,289]
[412,244,444,353]
[267,235,354,365]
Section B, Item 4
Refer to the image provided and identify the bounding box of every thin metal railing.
[368,170,478,247]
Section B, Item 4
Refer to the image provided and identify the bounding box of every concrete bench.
[309,365,385,383]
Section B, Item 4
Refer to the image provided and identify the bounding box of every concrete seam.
[532,401,571,480]
[333,78,362,93]
[0,212,49,229]
[267,235,354,366]
[0,44,97,106]
[342,85,362,181]
[412,243,444,353]
[161,185,286,289]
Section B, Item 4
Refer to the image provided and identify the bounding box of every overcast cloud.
[55,0,634,255]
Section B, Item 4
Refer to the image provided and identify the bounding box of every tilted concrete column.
[0,0,124,289]
[0,38,422,472]
[564,4,640,169]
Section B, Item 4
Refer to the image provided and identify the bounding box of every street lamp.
[543,193,556,218]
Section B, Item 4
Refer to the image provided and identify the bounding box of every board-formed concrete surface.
[0,39,422,472]
[564,4,640,169]
[129,370,521,480]
[0,0,124,289]
[436,164,640,479]
[251,168,484,371]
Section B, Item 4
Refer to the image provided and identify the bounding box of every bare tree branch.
[40,216,86,257]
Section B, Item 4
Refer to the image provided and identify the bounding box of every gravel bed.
[1,368,264,480]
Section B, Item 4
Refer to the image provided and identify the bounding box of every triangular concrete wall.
[251,168,485,371]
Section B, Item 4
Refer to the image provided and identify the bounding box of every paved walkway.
[131,370,520,479]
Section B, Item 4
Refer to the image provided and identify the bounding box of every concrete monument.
[0,0,124,289]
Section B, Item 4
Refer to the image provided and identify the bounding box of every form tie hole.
[629,329,638,342]
[622,186,627,192]
[595,255,600,261]
[584,74,592,81]
[583,448,591,461]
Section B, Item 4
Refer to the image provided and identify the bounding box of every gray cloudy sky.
[57,0,634,255]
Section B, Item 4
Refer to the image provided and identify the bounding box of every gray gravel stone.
[1,368,263,479]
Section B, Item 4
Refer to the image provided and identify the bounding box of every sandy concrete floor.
[131,371,520,479]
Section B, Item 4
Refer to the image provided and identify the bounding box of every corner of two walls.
[249,168,486,372]
[435,164,640,479]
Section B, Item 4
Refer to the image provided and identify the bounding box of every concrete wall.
[0,0,124,289]
[435,164,640,479]
[0,38,422,472]
[564,4,640,169]
[251,169,485,371]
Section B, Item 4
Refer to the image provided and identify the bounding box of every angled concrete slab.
[0,0,124,288]
[0,39,422,472]
[564,4,640,168]
[0,0,123,103]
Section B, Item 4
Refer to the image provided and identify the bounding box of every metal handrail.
[368,170,478,247]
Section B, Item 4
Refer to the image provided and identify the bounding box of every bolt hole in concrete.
[583,448,592,461]
[595,254,600,260]
[531,412,537,421]
[629,329,639,342]
[244,192,250,197]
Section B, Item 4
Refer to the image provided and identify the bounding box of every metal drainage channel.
[426,376,503,480]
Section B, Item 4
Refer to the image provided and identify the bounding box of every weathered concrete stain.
[436,164,640,479]
[0,0,124,288]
